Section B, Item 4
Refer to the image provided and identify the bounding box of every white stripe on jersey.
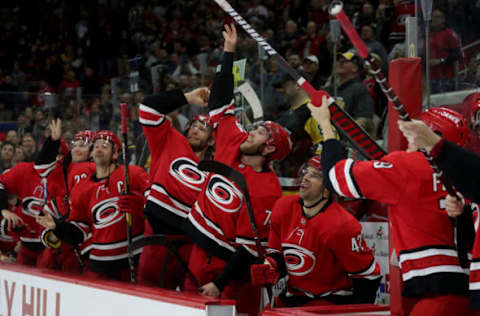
[208,101,235,117]
[187,211,235,253]
[147,195,188,218]
[344,159,361,199]
[470,281,480,290]
[328,165,346,197]
[193,202,224,236]
[139,105,165,126]
[92,235,143,250]
[399,248,458,265]
[402,265,468,282]
[20,237,41,243]
[151,184,191,212]
[89,247,143,261]
[471,262,480,271]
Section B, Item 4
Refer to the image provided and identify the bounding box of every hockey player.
[137,87,213,288]
[34,121,97,273]
[182,24,292,316]
[0,158,63,266]
[251,155,381,306]
[36,130,148,281]
[311,96,470,316]
[398,115,480,313]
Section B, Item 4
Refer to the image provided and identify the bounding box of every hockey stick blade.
[238,81,264,122]
[213,0,386,160]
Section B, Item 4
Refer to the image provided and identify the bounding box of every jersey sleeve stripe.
[344,159,361,199]
[328,163,346,197]
[139,104,165,126]
[328,159,361,199]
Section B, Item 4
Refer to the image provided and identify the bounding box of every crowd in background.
[0,0,478,172]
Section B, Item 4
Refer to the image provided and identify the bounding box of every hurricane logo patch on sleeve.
[373,161,393,169]
[206,174,243,213]
[22,197,46,217]
[282,243,316,276]
[91,197,124,229]
[169,157,206,192]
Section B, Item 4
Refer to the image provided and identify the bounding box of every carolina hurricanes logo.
[206,174,243,213]
[73,173,88,184]
[169,157,206,192]
[22,197,46,217]
[282,243,316,276]
[91,197,124,229]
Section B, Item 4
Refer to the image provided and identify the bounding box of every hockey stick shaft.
[213,0,386,161]
[328,0,458,196]
[120,103,136,283]
[130,234,201,288]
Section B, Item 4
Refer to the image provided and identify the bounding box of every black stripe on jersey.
[88,253,141,273]
[398,244,456,255]
[403,272,468,297]
[183,218,234,262]
[349,257,376,275]
[348,160,363,198]
[471,291,480,310]
[144,200,185,235]
[21,240,45,251]
[471,258,480,262]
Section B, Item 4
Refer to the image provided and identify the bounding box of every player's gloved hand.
[117,192,144,213]
[250,257,279,286]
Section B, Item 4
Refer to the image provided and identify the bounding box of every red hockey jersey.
[139,103,206,233]
[0,162,62,250]
[327,151,469,296]
[185,103,282,260]
[67,165,148,272]
[268,195,380,299]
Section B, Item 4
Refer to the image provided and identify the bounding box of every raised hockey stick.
[213,0,386,161]
[130,234,200,288]
[198,160,271,310]
[120,103,136,283]
[238,81,264,123]
[329,0,469,267]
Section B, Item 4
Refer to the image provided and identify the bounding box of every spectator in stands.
[281,20,300,54]
[326,51,375,136]
[11,146,25,166]
[294,21,325,58]
[0,141,15,172]
[21,133,37,162]
[58,70,80,100]
[429,8,462,93]
[287,53,303,71]
[275,72,329,179]
[5,130,19,146]
[302,55,325,89]
[360,24,388,70]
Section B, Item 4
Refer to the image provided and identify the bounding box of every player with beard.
[312,96,470,316]
[36,131,149,281]
[182,24,292,316]
[250,156,381,307]
[136,87,214,288]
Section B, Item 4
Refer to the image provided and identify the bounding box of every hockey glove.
[118,192,144,213]
[250,257,280,286]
